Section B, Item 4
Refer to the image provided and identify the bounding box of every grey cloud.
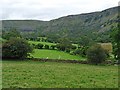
[0,0,119,21]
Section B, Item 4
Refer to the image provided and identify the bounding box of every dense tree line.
[2,38,33,59]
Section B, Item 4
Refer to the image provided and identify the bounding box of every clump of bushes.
[86,44,107,64]
[71,45,77,50]
[36,43,44,49]
[50,45,56,50]
[65,48,71,53]
[44,44,49,49]
[72,49,81,55]
[72,46,89,57]
[56,44,65,51]
[2,37,33,59]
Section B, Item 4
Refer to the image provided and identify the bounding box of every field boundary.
[2,58,117,65]
[27,58,116,65]
[28,58,88,64]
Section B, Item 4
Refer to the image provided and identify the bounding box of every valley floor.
[31,49,85,60]
[2,60,118,88]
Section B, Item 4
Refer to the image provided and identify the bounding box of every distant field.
[31,49,85,60]
[28,40,78,47]
[2,61,118,88]
[28,41,56,46]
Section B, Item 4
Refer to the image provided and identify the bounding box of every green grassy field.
[31,49,85,60]
[2,61,118,88]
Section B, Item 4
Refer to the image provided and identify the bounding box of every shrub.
[44,45,49,49]
[73,46,89,57]
[86,44,107,64]
[80,46,89,57]
[32,44,36,48]
[36,43,44,49]
[104,49,110,58]
[2,37,33,59]
[56,44,73,51]
[71,45,77,50]
[56,44,66,51]
[66,48,71,53]
[56,38,73,51]
[73,49,81,55]
[50,45,56,50]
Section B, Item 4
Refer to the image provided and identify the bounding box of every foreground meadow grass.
[2,61,118,88]
[31,49,85,60]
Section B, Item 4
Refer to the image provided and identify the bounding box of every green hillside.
[2,6,119,43]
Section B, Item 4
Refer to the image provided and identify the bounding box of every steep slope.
[2,6,119,43]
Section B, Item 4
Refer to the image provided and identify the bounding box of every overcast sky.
[0,0,119,21]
